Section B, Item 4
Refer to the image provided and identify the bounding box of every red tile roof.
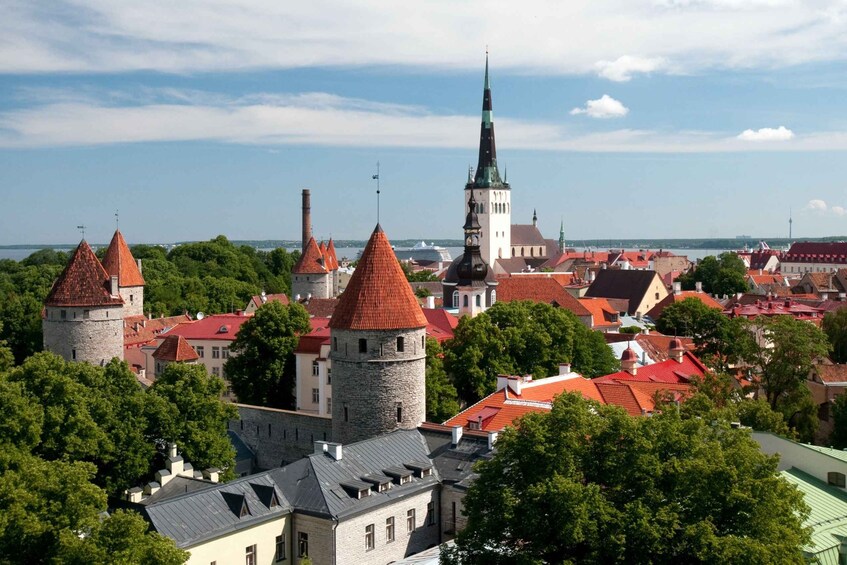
[497,277,591,317]
[812,364,847,384]
[784,242,847,263]
[153,334,199,361]
[45,240,124,307]
[123,314,193,347]
[249,293,290,309]
[326,239,339,270]
[578,297,622,329]
[724,296,825,322]
[330,225,427,330]
[646,291,723,320]
[422,308,458,343]
[593,351,707,384]
[296,297,339,318]
[292,237,328,275]
[294,317,332,354]
[101,230,145,287]
[160,312,252,341]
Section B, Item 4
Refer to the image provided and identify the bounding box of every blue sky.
[2,1,847,245]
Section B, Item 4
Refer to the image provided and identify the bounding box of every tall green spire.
[471,52,505,189]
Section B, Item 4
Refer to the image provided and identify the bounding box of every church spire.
[559,218,566,254]
[471,52,505,189]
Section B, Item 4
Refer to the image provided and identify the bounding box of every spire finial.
[484,48,490,91]
[372,161,381,224]
[77,225,86,240]
[115,209,119,230]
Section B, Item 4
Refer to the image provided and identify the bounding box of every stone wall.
[233,405,333,469]
[292,273,330,300]
[43,305,124,365]
[330,327,426,445]
[118,285,144,317]
[291,512,335,565]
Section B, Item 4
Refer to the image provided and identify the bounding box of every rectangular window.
[196,346,204,358]
[359,338,367,353]
[212,347,221,359]
[365,524,375,551]
[396,336,404,352]
[212,367,220,377]
[72,349,76,360]
[83,310,90,319]
[312,388,320,404]
[327,368,331,385]
[275,535,285,561]
[222,347,230,359]
[326,397,331,413]
[312,361,320,376]
[333,337,337,351]
[407,508,416,533]
[298,532,308,558]
[427,501,436,526]
[343,404,349,422]
[130,294,134,303]
[245,544,256,565]
[386,516,395,542]
[396,402,403,423]
[60,310,66,319]
[829,472,846,488]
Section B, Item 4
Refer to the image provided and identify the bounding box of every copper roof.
[330,225,427,330]
[45,240,124,307]
[101,229,145,287]
[153,334,199,362]
[292,237,327,275]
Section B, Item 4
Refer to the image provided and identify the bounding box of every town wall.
[43,305,124,365]
[233,405,333,469]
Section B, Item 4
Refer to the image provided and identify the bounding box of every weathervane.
[115,209,119,230]
[77,225,87,240]
[372,162,381,224]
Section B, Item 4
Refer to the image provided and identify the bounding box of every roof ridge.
[45,240,124,307]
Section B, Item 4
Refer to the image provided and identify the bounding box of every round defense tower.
[43,240,124,365]
[291,236,331,300]
[101,229,145,318]
[329,225,428,445]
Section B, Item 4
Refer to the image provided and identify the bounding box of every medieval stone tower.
[466,53,511,266]
[329,224,428,445]
[291,236,332,300]
[43,240,125,365]
[101,229,145,317]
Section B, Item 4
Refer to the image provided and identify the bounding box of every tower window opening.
[344,404,349,422]
[476,295,481,307]
[397,337,404,352]
[463,295,469,307]
[71,349,77,360]
[359,339,367,353]
[396,403,403,423]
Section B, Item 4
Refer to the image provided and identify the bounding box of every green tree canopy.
[424,338,460,423]
[445,393,810,564]
[443,301,619,404]
[678,252,747,297]
[225,301,312,408]
[823,308,847,363]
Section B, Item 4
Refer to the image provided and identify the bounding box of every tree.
[0,322,13,373]
[743,316,830,409]
[149,363,238,477]
[678,252,747,296]
[823,308,847,363]
[444,393,810,564]
[424,338,459,423]
[444,301,618,404]
[829,393,847,449]
[225,301,311,408]
[399,261,439,282]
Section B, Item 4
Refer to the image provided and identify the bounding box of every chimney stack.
[673,281,682,295]
[451,425,463,446]
[110,274,119,297]
[302,189,312,252]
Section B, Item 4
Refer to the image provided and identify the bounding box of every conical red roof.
[101,230,145,287]
[153,334,199,362]
[292,237,327,274]
[330,225,426,330]
[45,240,124,307]
[326,239,339,270]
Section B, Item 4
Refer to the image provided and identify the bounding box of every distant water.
[0,246,734,263]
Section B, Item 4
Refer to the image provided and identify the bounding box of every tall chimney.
[302,189,312,252]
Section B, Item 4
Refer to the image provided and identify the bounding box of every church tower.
[465,53,510,266]
[43,240,124,365]
[101,229,145,317]
[329,225,428,445]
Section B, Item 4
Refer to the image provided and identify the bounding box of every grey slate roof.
[418,427,492,487]
[142,470,291,548]
[585,269,662,315]
[271,429,440,520]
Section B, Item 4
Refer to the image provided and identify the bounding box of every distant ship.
[392,241,452,263]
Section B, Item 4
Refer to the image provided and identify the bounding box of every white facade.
[466,187,511,266]
[185,514,290,565]
[295,343,332,417]
[781,261,847,275]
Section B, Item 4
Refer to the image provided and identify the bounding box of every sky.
[2,1,847,245]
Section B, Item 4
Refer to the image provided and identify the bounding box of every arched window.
[521,247,525,257]
[531,247,535,257]
[490,290,497,305]
[475,295,481,307]
[453,290,459,308]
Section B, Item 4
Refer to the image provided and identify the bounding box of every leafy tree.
[829,393,847,449]
[399,261,439,282]
[743,316,830,409]
[444,301,618,404]
[823,308,847,363]
[444,393,810,564]
[149,363,238,477]
[225,301,311,408]
[424,338,460,422]
[0,323,13,373]
[678,252,747,296]
[414,286,432,298]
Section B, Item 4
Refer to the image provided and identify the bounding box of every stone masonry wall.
[291,512,336,565]
[232,404,333,469]
[43,305,124,365]
[331,327,426,445]
[292,273,330,300]
[118,285,144,317]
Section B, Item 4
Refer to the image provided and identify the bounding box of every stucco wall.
[43,305,124,365]
[466,187,511,265]
[754,431,847,490]
[233,405,333,468]
[185,514,289,565]
[330,327,426,445]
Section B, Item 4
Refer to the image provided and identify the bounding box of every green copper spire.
[559,218,566,254]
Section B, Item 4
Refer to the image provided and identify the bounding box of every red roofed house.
[781,242,847,275]
[585,269,669,317]
[328,224,429,444]
[43,239,125,365]
[808,363,847,442]
[593,339,707,385]
[646,281,724,321]
[496,275,592,326]
[152,334,199,377]
[244,291,290,314]
[724,296,825,325]
[101,229,146,317]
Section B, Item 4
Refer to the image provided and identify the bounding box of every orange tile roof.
[326,239,339,270]
[249,293,290,309]
[153,334,199,361]
[646,291,722,320]
[812,364,847,384]
[330,225,427,330]
[593,351,707,384]
[292,237,328,275]
[497,277,591,317]
[45,240,124,307]
[123,314,193,347]
[578,297,621,329]
[161,312,252,341]
[101,229,145,287]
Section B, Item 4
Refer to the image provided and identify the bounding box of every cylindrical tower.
[329,225,428,445]
[302,189,311,252]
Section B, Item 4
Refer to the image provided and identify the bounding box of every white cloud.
[833,206,847,216]
[570,95,629,118]
[737,126,795,141]
[595,56,666,82]
[805,199,847,216]
[2,1,847,77]
[807,199,828,211]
